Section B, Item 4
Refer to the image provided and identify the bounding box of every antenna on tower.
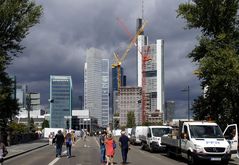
[141,0,144,20]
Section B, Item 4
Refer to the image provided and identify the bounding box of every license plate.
[211,157,221,161]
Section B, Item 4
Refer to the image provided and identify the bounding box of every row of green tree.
[0,1,43,142]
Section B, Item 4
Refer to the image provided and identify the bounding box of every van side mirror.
[147,133,151,138]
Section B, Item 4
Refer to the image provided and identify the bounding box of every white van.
[223,124,238,159]
[140,126,172,152]
[130,126,148,145]
[125,128,132,138]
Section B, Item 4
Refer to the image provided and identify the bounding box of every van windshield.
[152,128,171,137]
[189,125,224,138]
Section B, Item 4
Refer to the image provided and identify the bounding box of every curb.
[4,143,49,161]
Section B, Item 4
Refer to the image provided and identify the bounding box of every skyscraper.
[50,75,72,128]
[111,66,126,115]
[137,18,165,123]
[16,84,27,109]
[84,48,109,128]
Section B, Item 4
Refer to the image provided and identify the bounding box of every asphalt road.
[3,136,239,165]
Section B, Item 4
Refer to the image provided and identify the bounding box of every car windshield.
[152,128,171,137]
[189,125,224,138]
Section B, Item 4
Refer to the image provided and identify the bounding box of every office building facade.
[118,86,142,126]
[50,75,72,128]
[16,84,27,109]
[112,66,126,115]
[84,48,109,128]
[165,101,175,123]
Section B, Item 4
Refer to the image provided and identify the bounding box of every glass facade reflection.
[50,75,72,128]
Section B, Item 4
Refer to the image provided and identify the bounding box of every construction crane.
[112,20,147,92]
[115,18,151,123]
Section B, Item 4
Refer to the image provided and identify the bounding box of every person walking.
[55,130,64,158]
[119,130,130,164]
[0,136,8,165]
[99,131,107,164]
[65,132,72,158]
[105,132,115,165]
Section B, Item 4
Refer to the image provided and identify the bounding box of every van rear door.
[223,124,238,158]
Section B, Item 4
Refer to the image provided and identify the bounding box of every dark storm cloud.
[7,0,201,115]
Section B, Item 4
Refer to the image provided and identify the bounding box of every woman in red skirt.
[104,132,115,165]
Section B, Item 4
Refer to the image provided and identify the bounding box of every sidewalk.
[4,138,48,160]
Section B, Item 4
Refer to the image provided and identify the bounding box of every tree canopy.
[177,0,239,128]
[0,0,43,139]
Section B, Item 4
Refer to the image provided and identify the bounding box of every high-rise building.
[50,75,72,128]
[27,93,40,111]
[137,18,165,123]
[16,84,27,109]
[84,48,109,128]
[118,86,142,126]
[111,66,126,115]
[165,101,175,123]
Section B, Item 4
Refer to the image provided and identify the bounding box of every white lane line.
[94,137,100,148]
[48,150,67,165]
[48,158,60,165]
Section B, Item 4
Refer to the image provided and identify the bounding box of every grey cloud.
[7,0,202,114]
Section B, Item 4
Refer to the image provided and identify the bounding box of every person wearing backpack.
[55,130,64,158]
[0,136,8,165]
[99,131,107,164]
[65,132,72,158]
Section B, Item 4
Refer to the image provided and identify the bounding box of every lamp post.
[48,99,54,128]
[181,85,190,121]
[26,94,31,131]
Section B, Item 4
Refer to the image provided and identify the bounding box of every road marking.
[94,137,100,148]
[48,150,67,165]
[48,158,60,165]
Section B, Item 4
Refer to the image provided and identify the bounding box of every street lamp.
[181,85,190,121]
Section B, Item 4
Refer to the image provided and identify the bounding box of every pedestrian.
[65,132,72,158]
[0,136,8,165]
[119,130,130,164]
[105,132,115,165]
[54,130,64,158]
[48,132,54,145]
[99,131,107,164]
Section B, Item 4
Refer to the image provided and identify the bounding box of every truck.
[161,121,235,165]
[130,126,148,145]
[139,125,172,152]
[223,124,238,159]
[42,128,64,138]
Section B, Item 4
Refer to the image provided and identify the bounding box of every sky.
[7,0,202,119]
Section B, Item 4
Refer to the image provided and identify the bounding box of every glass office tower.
[84,48,109,128]
[50,75,72,128]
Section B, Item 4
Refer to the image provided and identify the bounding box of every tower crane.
[114,18,151,123]
[112,20,147,92]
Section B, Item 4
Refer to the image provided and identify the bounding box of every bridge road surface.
[4,136,239,165]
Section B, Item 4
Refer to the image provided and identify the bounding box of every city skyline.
[7,0,201,119]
